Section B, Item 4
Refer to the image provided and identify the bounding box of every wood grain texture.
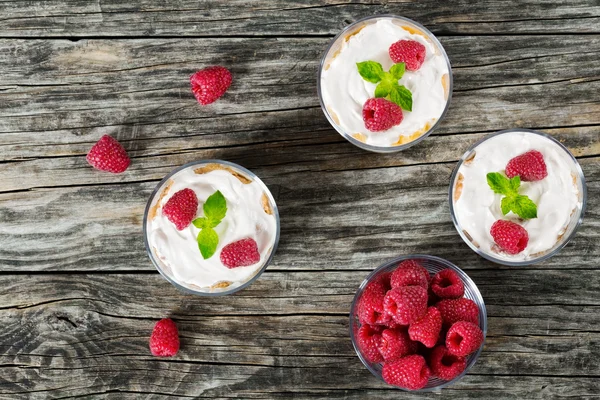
[0,158,598,272]
[0,0,599,37]
[1,1,600,398]
[0,272,598,398]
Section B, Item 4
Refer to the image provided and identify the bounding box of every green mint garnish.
[356,61,413,111]
[192,190,227,259]
[487,172,538,219]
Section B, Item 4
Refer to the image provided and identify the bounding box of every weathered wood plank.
[1,36,600,137]
[0,158,597,272]
[0,1,599,37]
[0,272,598,398]
[0,36,599,192]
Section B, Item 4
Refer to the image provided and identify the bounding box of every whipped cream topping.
[453,131,582,261]
[147,165,277,291]
[320,19,450,147]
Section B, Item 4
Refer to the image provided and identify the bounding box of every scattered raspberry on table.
[149,318,180,357]
[86,135,130,173]
[190,66,232,105]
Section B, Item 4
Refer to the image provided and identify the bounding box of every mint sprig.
[192,190,227,259]
[357,61,412,111]
[487,173,537,219]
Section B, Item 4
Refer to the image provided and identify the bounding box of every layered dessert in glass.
[144,160,279,294]
[318,15,452,152]
[450,129,586,265]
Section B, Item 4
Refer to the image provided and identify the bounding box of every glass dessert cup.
[449,129,587,266]
[317,15,453,153]
[349,255,487,392]
[143,160,280,296]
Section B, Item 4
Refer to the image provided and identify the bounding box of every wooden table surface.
[1,1,599,399]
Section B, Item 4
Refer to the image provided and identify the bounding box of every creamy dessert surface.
[321,19,449,147]
[147,167,277,290]
[453,131,581,261]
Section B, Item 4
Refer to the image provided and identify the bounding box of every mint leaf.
[501,196,512,215]
[389,62,405,80]
[374,80,392,98]
[511,195,538,219]
[389,84,413,111]
[356,61,384,83]
[487,172,513,195]
[509,176,521,192]
[203,190,227,228]
[490,173,537,219]
[192,217,209,229]
[197,227,219,259]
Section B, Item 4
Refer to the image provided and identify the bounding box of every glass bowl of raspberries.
[350,255,487,391]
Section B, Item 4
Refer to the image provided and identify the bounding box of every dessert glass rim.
[349,254,487,392]
[317,14,454,153]
[449,128,588,266]
[142,159,281,296]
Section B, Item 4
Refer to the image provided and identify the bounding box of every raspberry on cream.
[452,130,583,262]
[145,162,278,293]
[319,17,451,148]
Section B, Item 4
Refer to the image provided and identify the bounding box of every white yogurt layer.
[453,131,581,261]
[321,19,449,147]
[147,166,277,290]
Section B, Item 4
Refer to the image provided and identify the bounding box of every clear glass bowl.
[143,160,280,296]
[317,14,453,153]
[349,255,487,392]
[449,129,587,266]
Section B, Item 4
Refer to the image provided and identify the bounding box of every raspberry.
[357,281,387,326]
[446,321,484,357]
[505,150,548,181]
[490,220,529,255]
[220,238,261,268]
[362,98,403,132]
[357,325,383,363]
[408,306,442,348]
[190,66,232,105]
[437,298,480,327]
[390,260,429,290]
[382,355,431,390]
[162,188,198,231]
[389,40,427,71]
[428,345,467,381]
[384,286,428,325]
[149,318,180,357]
[430,269,464,299]
[86,135,130,173]
[377,328,418,362]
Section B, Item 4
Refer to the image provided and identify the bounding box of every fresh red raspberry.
[446,321,484,357]
[362,98,403,132]
[190,66,232,105]
[377,328,418,362]
[390,260,429,290]
[437,298,479,327]
[408,306,442,348]
[430,269,464,299]
[86,135,130,173]
[149,318,180,357]
[382,355,431,390]
[162,188,198,230]
[357,281,387,326]
[428,345,467,381]
[383,286,428,325]
[490,220,529,255]
[220,238,261,268]
[505,150,548,181]
[389,40,427,71]
[357,324,383,363]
